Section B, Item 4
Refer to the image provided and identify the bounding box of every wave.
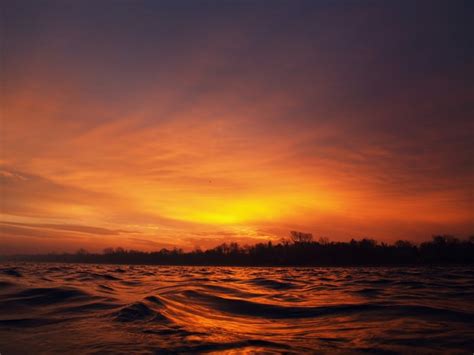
[112,301,168,323]
[0,263,473,354]
[76,272,121,281]
[98,284,114,291]
[0,280,16,289]
[248,277,296,290]
[57,301,121,314]
[0,317,66,328]
[1,267,22,277]
[165,339,291,353]
[0,287,94,307]
[179,290,474,322]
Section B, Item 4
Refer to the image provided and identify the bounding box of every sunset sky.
[1,1,473,254]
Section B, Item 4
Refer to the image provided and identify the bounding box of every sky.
[1,0,473,254]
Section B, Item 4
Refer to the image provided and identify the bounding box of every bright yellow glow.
[164,198,285,225]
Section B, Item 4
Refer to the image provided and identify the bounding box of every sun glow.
[138,187,344,227]
[174,199,281,225]
[1,0,472,255]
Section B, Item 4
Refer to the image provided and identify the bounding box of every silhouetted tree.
[290,231,313,244]
[5,233,473,266]
[318,237,330,245]
[395,240,414,248]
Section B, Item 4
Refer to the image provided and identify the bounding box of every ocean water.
[0,263,473,354]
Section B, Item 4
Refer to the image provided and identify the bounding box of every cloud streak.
[1,1,472,253]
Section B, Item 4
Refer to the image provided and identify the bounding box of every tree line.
[4,232,474,266]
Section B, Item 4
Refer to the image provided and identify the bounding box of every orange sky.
[1,1,473,254]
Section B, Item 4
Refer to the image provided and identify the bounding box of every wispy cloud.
[1,1,472,253]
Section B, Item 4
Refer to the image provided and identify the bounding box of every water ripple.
[0,263,472,354]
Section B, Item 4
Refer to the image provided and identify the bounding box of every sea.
[0,263,473,354]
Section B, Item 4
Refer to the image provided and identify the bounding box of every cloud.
[0,221,136,236]
[0,167,114,219]
[1,1,472,253]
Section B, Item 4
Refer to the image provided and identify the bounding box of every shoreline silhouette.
[3,233,473,266]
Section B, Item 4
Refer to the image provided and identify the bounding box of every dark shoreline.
[2,234,473,267]
[2,259,474,268]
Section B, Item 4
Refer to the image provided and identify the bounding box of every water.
[0,263,473,354]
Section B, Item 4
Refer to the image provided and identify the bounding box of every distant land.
[2,232,473,266]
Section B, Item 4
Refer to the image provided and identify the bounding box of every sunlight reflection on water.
[0,263,473,354]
